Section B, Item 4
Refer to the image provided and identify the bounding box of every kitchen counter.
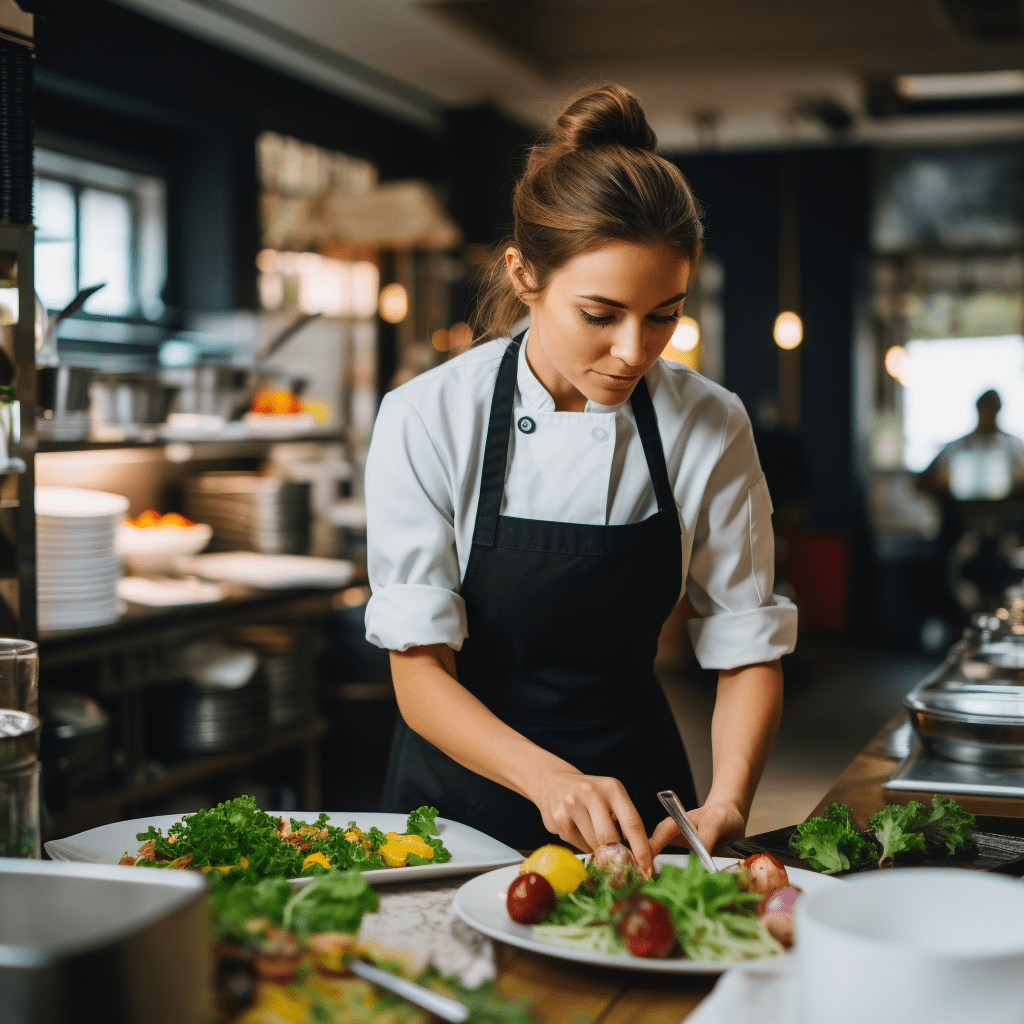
[491,712,1024,1023]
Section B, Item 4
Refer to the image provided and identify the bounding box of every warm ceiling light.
[448,322,474,350]
[773,311,803,350]
[379,282,408,324]
[669,316,700,353]
[884,345,909,385]
[894,70,1024,101]
[431,328,450,351]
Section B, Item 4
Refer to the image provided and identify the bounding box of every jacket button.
[517,416,536,434]
[591,426,609,442]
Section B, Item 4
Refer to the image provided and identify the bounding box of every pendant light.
[776,150,802,428]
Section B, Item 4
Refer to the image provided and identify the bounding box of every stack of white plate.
[36,487,129,631]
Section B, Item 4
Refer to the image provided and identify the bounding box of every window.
[34,149,167,320]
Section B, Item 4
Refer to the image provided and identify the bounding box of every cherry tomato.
[618,895,676,958]
[507,871,557,924]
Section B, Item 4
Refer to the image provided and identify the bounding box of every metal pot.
[162,365,252,421]
[0,859,211,1024]
[36,365,93,416]
[90,372,179,430]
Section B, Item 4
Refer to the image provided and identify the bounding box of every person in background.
[917,390,1024,502]
[916,389,1024,636]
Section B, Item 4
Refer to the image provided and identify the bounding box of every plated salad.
[209,872,538,1023]
[504,842,800,962]
[119,796,451,881]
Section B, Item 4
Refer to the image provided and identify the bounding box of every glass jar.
[0,761,40,858]
[0,637,38,716]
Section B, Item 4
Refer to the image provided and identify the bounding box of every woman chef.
[364,84,797,874]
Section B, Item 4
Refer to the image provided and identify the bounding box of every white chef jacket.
[364,333,797,670]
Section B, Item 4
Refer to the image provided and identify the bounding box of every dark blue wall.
[673,148,871,535]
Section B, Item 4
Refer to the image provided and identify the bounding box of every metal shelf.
[37,430,346,453]
[45,716,329,840]
[38,581,362,670]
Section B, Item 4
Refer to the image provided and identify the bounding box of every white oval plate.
[454,854,843,975]
[44,811,521,887]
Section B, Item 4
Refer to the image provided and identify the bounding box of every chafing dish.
[905,607,1024,765]
[0,859,211,1024]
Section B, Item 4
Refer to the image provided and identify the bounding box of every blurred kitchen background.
[3,0,1024,837]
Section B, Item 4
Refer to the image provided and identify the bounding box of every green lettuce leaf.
[282,870,379,940]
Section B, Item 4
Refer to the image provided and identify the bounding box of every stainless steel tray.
[906,682,1024,765]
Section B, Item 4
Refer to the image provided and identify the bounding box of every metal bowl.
[905,685,1024,765]
[0,859,211,1024]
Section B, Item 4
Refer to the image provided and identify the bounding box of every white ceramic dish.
[454,855,843,975]
[44,811,521,886]
[36,486,129,518]
[116,522,213,575]
[176,553,356,589]
[795,868,1024,1024]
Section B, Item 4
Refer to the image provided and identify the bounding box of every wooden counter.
[493,713,1024,1022]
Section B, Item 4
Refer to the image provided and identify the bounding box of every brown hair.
[472,83,704,342]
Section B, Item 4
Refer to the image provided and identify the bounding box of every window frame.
[34,145,167,323]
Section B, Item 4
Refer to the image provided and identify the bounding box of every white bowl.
[115,522,213,575]
[795,868,1024,1024]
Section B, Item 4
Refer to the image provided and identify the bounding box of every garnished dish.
[503,843,802,963]
[118,797,451,881]
[790,797,976,874]
[209,872,538,1023]
[124,509,199,529]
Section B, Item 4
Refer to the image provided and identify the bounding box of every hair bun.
[553,84,658,153]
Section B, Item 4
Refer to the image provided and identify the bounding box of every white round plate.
[37,565,118,578]
[454,854,843,975]
[36,487,129,518]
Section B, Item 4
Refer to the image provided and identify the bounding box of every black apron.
[381,332,697,849]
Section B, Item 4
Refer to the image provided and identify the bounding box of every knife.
[348,959,470,1023]
[657,789,719,874]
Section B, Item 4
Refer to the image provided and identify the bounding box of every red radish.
[759,885,802,917]
[591,842,640,888]
[758,885,802,949]
[761,910,795,948]
[507,871,557,924]
[741,852,789,896]
[616,895,676,958]
[724,862,753,892]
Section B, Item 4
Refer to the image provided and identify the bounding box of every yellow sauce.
[302,851,331,872]
[377,832,435,867]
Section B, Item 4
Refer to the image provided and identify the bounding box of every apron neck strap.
[472,331,678,548]
[473,331,525,547]
[628,376,679,522]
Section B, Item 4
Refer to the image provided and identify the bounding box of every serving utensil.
[657,789,718,874]
[348,959,469,1023]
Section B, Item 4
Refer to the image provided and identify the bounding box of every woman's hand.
[527,769,655,877]
[648,799,746,859]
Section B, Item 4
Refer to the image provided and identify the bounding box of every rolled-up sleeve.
[364,392,468,651]
[686,395,797,669]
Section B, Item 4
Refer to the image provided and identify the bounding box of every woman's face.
[508,240,690,412]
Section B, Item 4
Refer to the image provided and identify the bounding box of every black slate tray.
[727,815,1024,877]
